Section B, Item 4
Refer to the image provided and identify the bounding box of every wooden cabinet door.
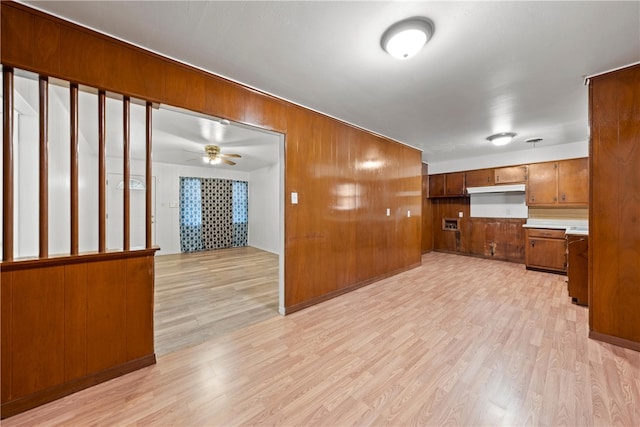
[558,158,588,205]
[465,169,494,187]
[494,165,527,184]
[525,229,567,272]
[567,235,588,305]
[428,174,445,197]
[445,172,465,196]
[526,237,566,272]
[527,162,558,205]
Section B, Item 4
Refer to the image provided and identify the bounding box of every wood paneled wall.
[0,251,157,418]
[588,63,640,351]
[284,106,422,310]
[0,1,422,312]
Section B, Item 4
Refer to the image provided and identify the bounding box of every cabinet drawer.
[526,228,565,239]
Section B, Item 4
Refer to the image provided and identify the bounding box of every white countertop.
[565,227,589,236]
[523,219,589,235]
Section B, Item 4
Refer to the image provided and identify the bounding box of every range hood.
[466,184,526,194]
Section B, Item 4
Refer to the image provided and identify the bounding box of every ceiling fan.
[200,144,241,166]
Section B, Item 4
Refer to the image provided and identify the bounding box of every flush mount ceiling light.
[381,17,435,60]
[486,132,517,146]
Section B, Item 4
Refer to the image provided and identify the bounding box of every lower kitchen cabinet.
[525,228,567,273]
[567,234,588,305]
[468,218,525,262]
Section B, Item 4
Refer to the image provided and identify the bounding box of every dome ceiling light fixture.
[381,17,435,60]
[487,132,517,146]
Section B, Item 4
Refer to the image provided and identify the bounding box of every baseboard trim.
[433,249,526,266]
[284,262,422,315]
[1,353,156,419]
[589,331,640,352]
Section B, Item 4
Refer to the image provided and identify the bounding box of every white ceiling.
[150,107,281,171]
[24,1,640,164]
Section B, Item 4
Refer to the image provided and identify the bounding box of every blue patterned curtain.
[179,177,203,252]
[179,177,248,253]
[232,181,248,247]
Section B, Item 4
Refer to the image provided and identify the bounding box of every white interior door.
[107,173,156,250]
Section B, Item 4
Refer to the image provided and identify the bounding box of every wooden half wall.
[1,250,157,418]
[1,1,422,312]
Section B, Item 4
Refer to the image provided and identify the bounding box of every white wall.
[428,140,589,174]
[48,84,71,256]
[248,163,280,254]
[15,114,39,258]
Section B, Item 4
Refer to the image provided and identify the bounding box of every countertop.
[523,219,588,236]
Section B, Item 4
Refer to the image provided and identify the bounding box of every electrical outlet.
[458,211,463,218]
[386,208,390,216]
[291,192,298,204]
[407,210,411,218]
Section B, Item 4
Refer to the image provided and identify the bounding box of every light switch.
[170,202,179,208]
[386,208,390,216]
[407,210,411,218]
[458,211,464,218]
[291,192,298,204]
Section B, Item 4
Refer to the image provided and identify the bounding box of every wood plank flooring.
[5,252,640,426]
[154,247,279,356]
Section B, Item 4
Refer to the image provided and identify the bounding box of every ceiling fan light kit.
[486,132,517,146]
[202,144,241,166]
[381,17,435,60]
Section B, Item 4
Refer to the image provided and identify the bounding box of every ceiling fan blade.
[221,158,236,166]
[219,153,241,158]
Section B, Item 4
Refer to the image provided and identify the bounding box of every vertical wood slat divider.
[98,91,106,252]
[39,76,49,259]
[145,102,153,249]
[70,84,79,255]
[2,67,14,261]
[123,97,130,251]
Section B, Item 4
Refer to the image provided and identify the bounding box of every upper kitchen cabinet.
[558,158,588,205]
[527,158,588,207]
[527,162,558,205]
[465,168,494,187]
[428,174,445,197]
[494,165,528,184]
[428,172,465,197]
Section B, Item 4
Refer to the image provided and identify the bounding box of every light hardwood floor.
[5,252,640,426]
[154,247,280,356]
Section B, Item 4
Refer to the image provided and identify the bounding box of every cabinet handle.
[496,175,500,182]
[530,241,535,247]
[553,196,557,202]
[561,194,566,201]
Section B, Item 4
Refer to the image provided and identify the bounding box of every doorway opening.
[148,105,285,356]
